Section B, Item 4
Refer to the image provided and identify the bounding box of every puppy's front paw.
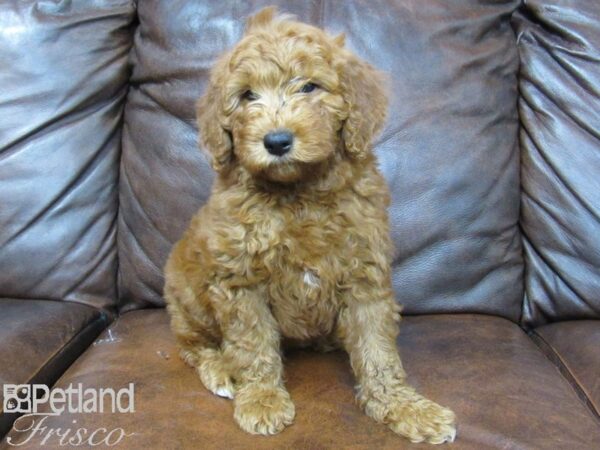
[233,385,295,435]
[364,389,456,444]
[388,397,456,444]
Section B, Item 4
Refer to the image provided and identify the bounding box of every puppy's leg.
[164,241,235,399]
[338,291,456,444]
[170,310,235,399]
[165,285,235,399]
[217,285,295,435]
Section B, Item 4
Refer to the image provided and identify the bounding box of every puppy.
[164,7,456,444]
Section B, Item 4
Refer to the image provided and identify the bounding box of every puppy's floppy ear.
[246,6,277,31]
[196,66,233,173]
[337,51,388,159]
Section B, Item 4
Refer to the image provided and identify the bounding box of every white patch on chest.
[303,270,320,288]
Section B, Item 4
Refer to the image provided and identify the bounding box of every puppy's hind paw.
[196,353,235,400]
[179,348,202,367]
[214,386,234,399]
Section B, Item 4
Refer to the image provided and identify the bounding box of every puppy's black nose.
[264,131,293,156]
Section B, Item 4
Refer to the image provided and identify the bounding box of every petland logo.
[3,383,135,446]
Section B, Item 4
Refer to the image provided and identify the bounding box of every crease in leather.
[522,237,592,320]
[118,201,164,277]
[120,161,173,248]
[0,57,130,159]
[62,223,119,303]
[5,134,118,269]
[136,84,196,127]
[519,3,597,55]
[114,8,141,314]
[520,42,600,143]
[528,329,600,423]
[519,126,600,269]
[317,0,325,28]
[118,213,164,303]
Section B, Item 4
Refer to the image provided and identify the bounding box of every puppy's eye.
[299,82,319,94]
[241,90,259,101]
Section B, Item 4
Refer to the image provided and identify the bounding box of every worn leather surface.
[534,320,600,419]
[3,310,599,449]
[513,1,600,326]
[118,0,523,319]
[0,299,108,438]
[0,0,135,310]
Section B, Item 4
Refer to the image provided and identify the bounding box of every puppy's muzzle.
[264,130,293,156]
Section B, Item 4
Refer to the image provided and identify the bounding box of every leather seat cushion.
[0,299,108,438]
[3,310,598,449]
[533,320,600,419]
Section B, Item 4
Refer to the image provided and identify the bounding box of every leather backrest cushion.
[119,0,523,320]
[514,1,600,326]
[0,0,135,310]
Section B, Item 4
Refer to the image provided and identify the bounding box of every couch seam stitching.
[529,330,600,424]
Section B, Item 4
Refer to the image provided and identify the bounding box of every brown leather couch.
[1,1,599,448]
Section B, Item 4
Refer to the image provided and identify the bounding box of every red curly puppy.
[164,7,456,444]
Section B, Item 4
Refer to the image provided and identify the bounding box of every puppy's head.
[197,7,387,183]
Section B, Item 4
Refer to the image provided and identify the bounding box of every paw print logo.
[3,385,32,413]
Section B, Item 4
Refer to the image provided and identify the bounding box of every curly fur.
[164,7,456,444]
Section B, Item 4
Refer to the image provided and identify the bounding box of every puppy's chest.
[245,205,347,339]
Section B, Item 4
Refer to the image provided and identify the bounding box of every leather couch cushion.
[514,1,600,326]
[533,321,600,419]
[0,299,108,438]
[3,310,598,448]
[118,0,523,320]
[0,0,135,310]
